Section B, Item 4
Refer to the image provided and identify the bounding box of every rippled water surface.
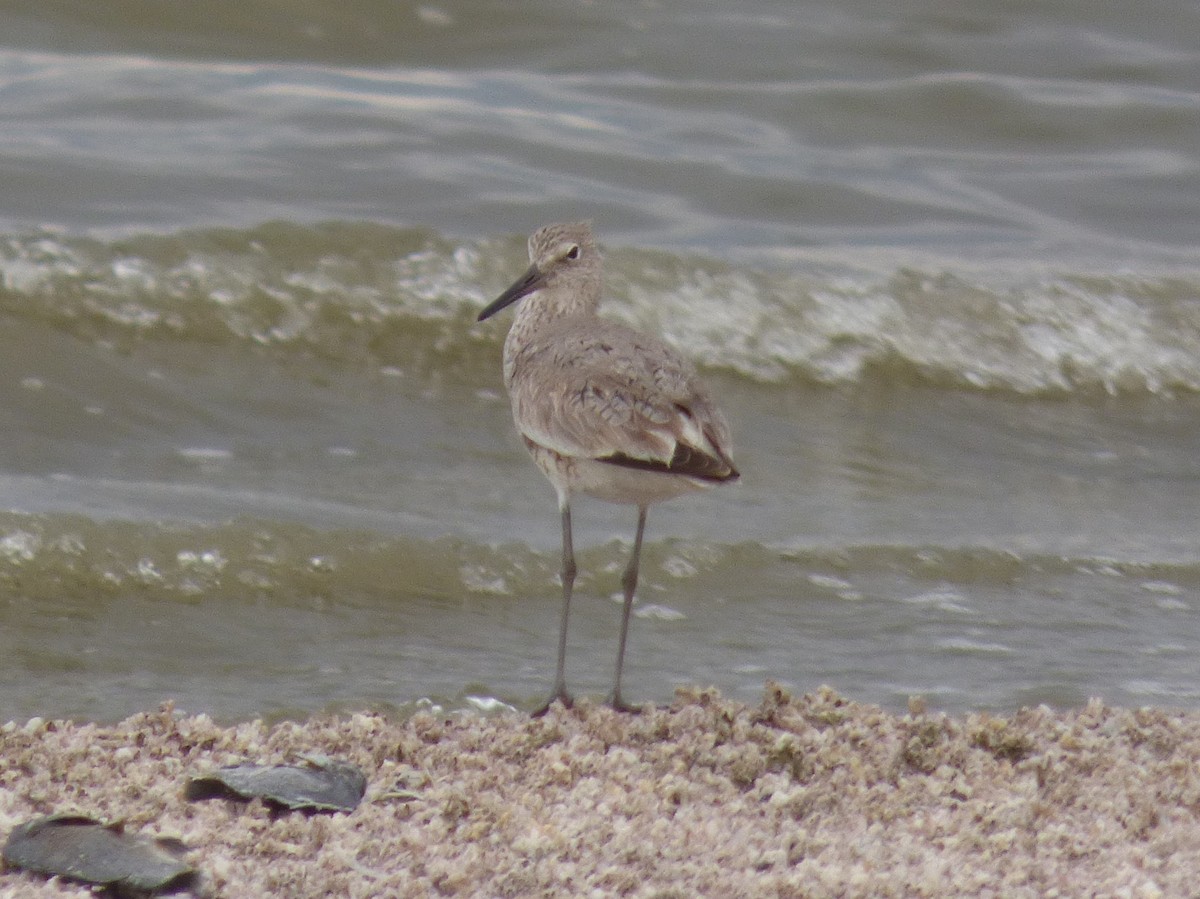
[1,0,1198,721]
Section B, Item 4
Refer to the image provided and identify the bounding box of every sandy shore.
[1,684,1196,897]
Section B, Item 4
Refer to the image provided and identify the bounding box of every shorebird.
[477,222,739,713]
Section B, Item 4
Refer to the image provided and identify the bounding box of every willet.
[477,222,739,713]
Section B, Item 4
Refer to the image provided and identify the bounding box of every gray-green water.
[1,1,1198,722]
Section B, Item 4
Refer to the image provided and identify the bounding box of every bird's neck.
[501,288,597,385]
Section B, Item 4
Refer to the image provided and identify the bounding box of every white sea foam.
[2,227,1199,397]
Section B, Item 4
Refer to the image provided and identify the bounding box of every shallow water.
[1,1,1198,722]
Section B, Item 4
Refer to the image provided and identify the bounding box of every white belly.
[523,438,713,506]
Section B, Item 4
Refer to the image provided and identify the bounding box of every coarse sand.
[1,684,1197,897]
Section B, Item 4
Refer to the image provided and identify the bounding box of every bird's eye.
[566,245,580,260]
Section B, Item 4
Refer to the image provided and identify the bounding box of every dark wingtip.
[599,446,739,483]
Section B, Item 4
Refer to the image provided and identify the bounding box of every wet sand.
[1,684,1196,897]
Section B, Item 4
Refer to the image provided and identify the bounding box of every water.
[1,1,1198,722]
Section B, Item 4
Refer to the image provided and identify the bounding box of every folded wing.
[510,322,739,483]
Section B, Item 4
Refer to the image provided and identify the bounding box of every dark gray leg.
[533,500,575,716]
[609,505,647,712]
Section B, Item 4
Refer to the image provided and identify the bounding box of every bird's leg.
[533,498,576,716]
[609,505,648,713]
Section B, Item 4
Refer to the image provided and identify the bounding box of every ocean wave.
[0,511,548,605]
[3,512,1197,606]
[2,224,1198,396]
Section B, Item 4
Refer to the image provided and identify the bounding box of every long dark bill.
[477,263,546,322]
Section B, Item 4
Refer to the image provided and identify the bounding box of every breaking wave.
[2,223,1198,396]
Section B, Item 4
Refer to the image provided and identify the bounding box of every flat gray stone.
[3,814,196,894]
[185,756,366,812]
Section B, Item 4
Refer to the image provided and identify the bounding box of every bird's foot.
[606,692,646,714]
[531,688,574,718]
